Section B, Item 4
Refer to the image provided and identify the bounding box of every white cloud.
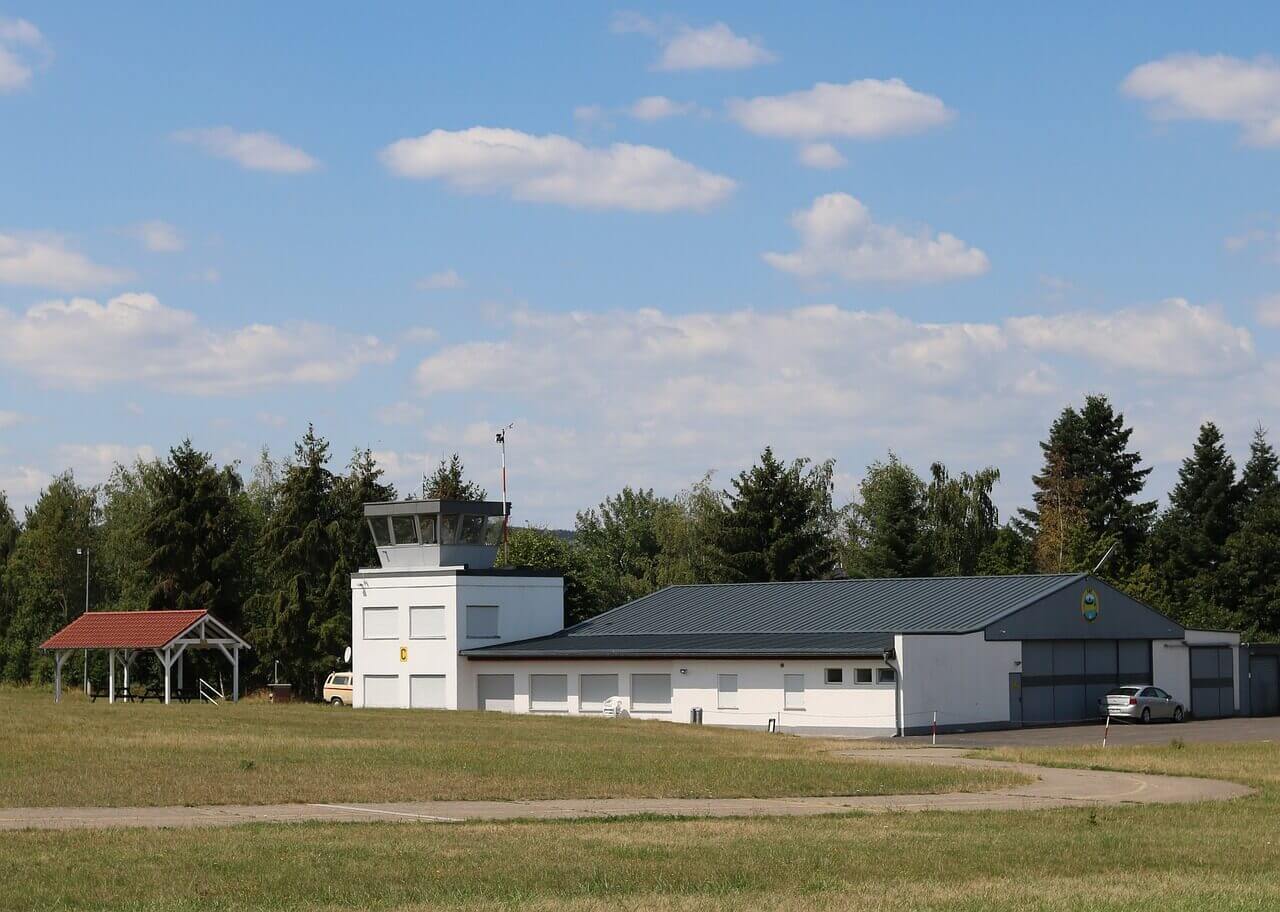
[763,193,990,284]
[573,104,606,124]
[408,298,1266,525]
[797,142,846,169]
[0,18,45,93]
[0,292,393,394]
[729,79,953,140]
[1257,294,1280,327]
[376,401,425,426]
[628,96,697,121]
[0,410,22,428]
[612,14,775,71]
[130,220,185,253]
[1122,53,1280,146]
[54,443,157,482]
[172,127,319,173]
[0,233,132,291]
[381,127,735,212]
[0,464,46,504]
[416,269,466,290]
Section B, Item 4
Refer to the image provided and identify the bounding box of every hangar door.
[1250,655,1280,717]
[1190,647,1235,718]
[1021,639,1151,725]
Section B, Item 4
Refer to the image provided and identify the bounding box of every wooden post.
[108,649,115,704]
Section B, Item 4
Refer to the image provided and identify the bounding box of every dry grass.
[0,687,1012,807]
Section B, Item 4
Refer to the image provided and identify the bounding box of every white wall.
[462,657,899,734]
[1158,630,1242,712]
[350,569,564,709]
[898,632,1021,733]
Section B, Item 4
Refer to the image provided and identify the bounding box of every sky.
[2,3,1280,527]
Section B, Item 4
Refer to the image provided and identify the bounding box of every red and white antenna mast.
[495,423,514,560]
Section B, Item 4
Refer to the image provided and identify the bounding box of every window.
[466,605,499,639]
[363,675,398,707]
[717,674,739,710]
[579,674,618,713]
[460,514,486,544]
[877,667,896,684]
[477,674,515,711]
[784,674,805,710]
[530,674,569,712]
[333,675,350,686]
[409,606,446,639]
[855,667,873,684]
[439,514,460,544]
[631,674,672,713]
[825,667,843,685]
[484,515,506,546]
[391,514,419,545]
[410,675,446,708]
[362,606,398,640]
[368,517,392,547]
[418,514,438,544]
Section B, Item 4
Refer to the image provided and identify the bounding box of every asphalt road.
[904,715,1280,749]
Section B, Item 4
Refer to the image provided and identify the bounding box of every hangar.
[349,498,1243,733]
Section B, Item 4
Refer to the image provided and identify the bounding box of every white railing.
[198,678,224,705]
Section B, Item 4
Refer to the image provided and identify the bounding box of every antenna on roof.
[495,423,514,561]
[1092,542,1117,574]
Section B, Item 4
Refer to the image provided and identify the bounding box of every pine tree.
[1239,425,1280,514]
[141,441,253,627]
[247,426,347,698]
[423,454,487,500]
[334,448,396,578]
[1019,395,1154,572]
[1148,422,1242,628]
[1223,489,1280,640]
[843,455,932,578]
[707,447,837,583]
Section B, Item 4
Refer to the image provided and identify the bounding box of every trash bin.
[689,707,703,724]
[267,683,292,704]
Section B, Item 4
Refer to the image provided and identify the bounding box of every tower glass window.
[391,515,418,545]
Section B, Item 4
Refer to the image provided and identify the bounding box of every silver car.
[1100,685,1185,723]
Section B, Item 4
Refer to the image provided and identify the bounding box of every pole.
[495,423,513,561]
[932,710,937,746]
[79,547,90,694]
[1103,714,1110,748]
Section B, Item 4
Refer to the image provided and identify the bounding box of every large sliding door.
[1021,639,1152,725]
[1190,647,1234,718]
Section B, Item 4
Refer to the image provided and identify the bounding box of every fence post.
[1102,714,1110,748]
[932,710,937,745]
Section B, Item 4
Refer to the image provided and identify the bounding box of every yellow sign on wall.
[399,646,408,663]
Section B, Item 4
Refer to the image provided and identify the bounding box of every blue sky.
[2,4,1280,525]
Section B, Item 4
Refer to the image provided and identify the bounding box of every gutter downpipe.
[884,647,902,737]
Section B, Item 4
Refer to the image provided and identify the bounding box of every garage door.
[1021,639,1152,725]
[1250,655,1280,717]
[363,674,399,708]
[477,674,515,712]
[1191,647,1234,718]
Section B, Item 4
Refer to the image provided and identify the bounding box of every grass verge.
[0,687,1014,806]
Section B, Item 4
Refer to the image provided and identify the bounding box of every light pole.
[76,547,89,694]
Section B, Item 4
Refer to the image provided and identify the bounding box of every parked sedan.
[1100,685,1185,723]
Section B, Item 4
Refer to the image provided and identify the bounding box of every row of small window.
[368,513,505,548]
[362,605,499,640]
[823,667,895,686]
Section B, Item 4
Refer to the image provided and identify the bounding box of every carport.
[40,610,250,704]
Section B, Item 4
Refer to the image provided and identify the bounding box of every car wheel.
[1173,705,1184,723]
[1140,707,1151,724]
[330,696,344,706]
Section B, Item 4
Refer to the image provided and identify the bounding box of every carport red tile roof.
[41,610,207,649]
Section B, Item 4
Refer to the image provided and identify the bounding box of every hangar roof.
[463,573,1084,659]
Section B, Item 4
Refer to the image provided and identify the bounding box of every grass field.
[0,688,1011,806]
[2,738,1276,911]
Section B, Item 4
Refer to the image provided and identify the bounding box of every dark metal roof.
[461,631,895,659]
[364,499,508,517]
[463,573,1084,659]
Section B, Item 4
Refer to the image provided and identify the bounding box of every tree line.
[1,395,1278,696]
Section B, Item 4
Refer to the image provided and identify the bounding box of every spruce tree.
[141,441,252,626]
[843,455,932,578]
[1239,425,1280,514]
[423,454,487,500]
[334,448,396,577]
[707,447,837,582]
[248,426,347,698]
[1223,490,1280,640]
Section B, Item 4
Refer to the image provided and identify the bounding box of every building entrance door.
[1008,672,1022,727]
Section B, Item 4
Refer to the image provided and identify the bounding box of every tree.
[575,487,670,609]
[976,524,1035,575]
[925,462,1001,576]
[1019,395,1155,573]
[498,526,599,625]
[842,455,932,579]
[1239,425,1280,514]
[423,454,487,501]
[141,441,253,627]
[706,447,837,583]
[651,474,727,587]
[1,474,99,682]
[98,458,163,612]
[1148,422,1242,629]
[334,448,396,577]
[247,426,347,698]
[1223,490,1280,640]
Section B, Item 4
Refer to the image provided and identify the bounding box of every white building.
[351,498,1241,733]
